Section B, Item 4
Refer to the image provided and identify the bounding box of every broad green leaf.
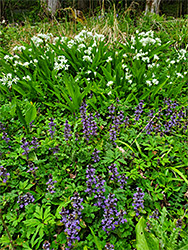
[136,217,159,250]
[89,227,102,250]
[25,104,37,125]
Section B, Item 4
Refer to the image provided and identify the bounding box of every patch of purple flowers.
[46,174,57,194]
[105,243,115,250]
[134,100,144,122]
[94,175,106,208]
[43,241,54,250]
[48,118,56,139]
[0,166,10,183]
[132,187,145,216]
[60,192,84,249]
[92,148,100,162]
[17,192,35,208]
[85,165,97,195]
[80,101,98,141]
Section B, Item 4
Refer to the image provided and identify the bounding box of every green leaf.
[136,217,159,250]
[25,104,37,125]
[116,140,135,153]
[178,244,188,250]
[89,227,102,250]
[24,219,40,227]
[16,104,28,132]
[168,167,188,185]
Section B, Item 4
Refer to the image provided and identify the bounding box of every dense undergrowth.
[0,12,188,250]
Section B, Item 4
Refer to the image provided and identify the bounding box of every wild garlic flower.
[107,81,113,87]
[106,56,113,63]
[13,45,26,51]
[23,75,31,81]
[54,55,69,71]
[0,73,19,87]
[83,55,92,63]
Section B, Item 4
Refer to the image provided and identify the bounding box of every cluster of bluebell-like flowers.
[42,240,54,250]
[102,193,127,234]
[46,174,57,194]
[108,163,128,189]
[59,192,84,249]
[20,137,39,160]
[17,192,35,208]
[48,118,56,139]
[145,98,188,136]
[132,187,145,216]
[80,101,98,141]
[0,165,10,183]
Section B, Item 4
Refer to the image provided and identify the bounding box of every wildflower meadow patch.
[0,24,188,250]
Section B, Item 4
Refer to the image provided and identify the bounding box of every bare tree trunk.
[40,0,60,16]
[145,0,162,15]
[77,0,88,11]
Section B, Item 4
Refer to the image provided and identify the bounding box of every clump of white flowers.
[54,55,69,71]
[31,33,53,47]
[13,46,26,51]
[0,73,19,87]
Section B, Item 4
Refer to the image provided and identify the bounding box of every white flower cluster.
[0,73,19,87]
[122,64,133,84]
[31,33,53,47]
[23,75,31,81]
[4,55,14,61]
[177,49,187,61]
[138,30,161,47]
[64,30,105,50]
[133,50,150,63]
[13,46,26,51]
[54,55,69,71]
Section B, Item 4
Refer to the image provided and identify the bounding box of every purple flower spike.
[92,148,100,163]
[118,174,128,189]
[46,174,57,194]
[108,163,119,181]
[85,165,97,195]
[149,209,159,219]
[0,166,10,183]
[43,241,54,250]
[2,131,10,143]
[105,243,115,250]
[17,192,35,208]
[134,100,144,122]
[48,118,56,139]
[94,175,106,208]
[30,136,39,149]
[20,137,30,159]
[60,207,70,224]
[132,187,145,216]
[115,209,127,225]
[71,192,84,216]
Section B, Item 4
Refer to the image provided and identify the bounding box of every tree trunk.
[40,0,60,16]
[77,0,88,11]
[145,0,162,15]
